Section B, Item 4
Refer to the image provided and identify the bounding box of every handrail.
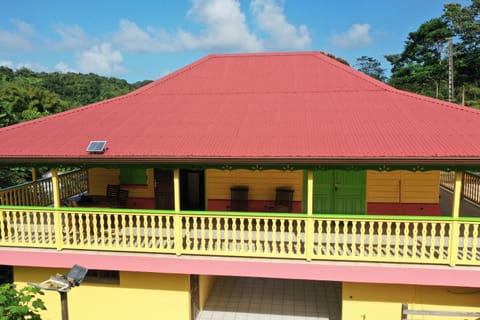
[0,169,88,206]
[440,171,480,206]
[1,206,478,267]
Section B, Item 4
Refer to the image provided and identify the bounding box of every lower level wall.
[199,275,216,310]
[14,267,191,320]
[343,282,480,320]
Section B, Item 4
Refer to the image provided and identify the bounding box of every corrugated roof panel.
[0,51,480,163]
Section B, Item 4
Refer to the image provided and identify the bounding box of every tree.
[385,17,452,99]
[355,56,387,81]
[0,284,46,320]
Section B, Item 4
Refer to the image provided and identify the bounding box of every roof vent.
[86,141,107,154]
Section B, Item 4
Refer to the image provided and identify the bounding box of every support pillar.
[449,171,463,266]
[306,170,314,261]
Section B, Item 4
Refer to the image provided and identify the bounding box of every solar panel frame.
[86,141,107,154]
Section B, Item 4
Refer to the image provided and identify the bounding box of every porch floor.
[440,187,480,217]
[198,277,341,320]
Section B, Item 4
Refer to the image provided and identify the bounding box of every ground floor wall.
[343,282,480,320]
[199,275,217,310]
[14,267,191,320]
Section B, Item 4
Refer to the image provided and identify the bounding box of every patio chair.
[228,186,249,211]
[269,188,294,212]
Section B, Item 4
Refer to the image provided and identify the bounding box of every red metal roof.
[1,51,480,165]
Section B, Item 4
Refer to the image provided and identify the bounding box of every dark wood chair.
[228,186,249,211]
[269,188,294,212]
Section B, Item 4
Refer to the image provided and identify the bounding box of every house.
[0,51,479,320]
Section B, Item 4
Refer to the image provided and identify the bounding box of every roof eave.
[1,156,480,170]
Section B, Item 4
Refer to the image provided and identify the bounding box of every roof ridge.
[310,51,394,92]
[310,51,480,116]
[123,55,212,97]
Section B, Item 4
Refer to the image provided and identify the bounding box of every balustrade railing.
[1,206,478,267]
[0,169,88,207]
[440,171,480,205]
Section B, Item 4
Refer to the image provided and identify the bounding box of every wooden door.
[180,170,205,211]
[154,169,174,210]
[312,170,366,214]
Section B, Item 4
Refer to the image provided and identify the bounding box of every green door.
[311,170,366,214]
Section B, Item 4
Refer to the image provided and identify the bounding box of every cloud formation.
[112,0,310,53]
[330,24,372,49]
[53,24,90,50]
[250,0,310,49]
[0,19,35,51]
[76,43,126,76]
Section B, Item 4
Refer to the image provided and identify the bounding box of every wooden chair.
[228,186,249,211]
[269,188,294,212]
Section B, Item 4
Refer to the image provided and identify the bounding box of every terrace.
[1,169,479,267]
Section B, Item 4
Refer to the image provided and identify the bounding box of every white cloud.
[76,43,126,76]
[0,60,48,72]
[0,60,14,68]
[113,20,175,53]
[250,0,310,50]
[330,24,372,49]
[0,19,35,51]
[53,24,90,50]
[185,0,263,51]
[54,61,77,73]
[11,19,35,35]
[113,0,263,53]
[16,62,49,72]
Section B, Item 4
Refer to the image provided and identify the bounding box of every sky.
[0,0,472,83]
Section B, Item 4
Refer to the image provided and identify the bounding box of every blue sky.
[0,0,471,83]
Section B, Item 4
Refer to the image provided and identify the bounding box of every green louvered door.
[312,170,366,214]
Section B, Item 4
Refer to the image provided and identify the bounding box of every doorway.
[154,169,174,210]
[180,170,205,211]
[311,170,366,214]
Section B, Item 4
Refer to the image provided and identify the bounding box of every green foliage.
[355,56,387,82]
[0,67,151,188]
[386,0,480,106]
[0,284,46,320]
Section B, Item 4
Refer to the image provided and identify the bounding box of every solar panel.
[86,141,107,154]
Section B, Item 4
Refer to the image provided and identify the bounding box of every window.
[119,167,147,185]
[84,270,119,284]
[0,265,13,284]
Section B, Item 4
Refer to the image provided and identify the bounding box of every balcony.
[0,170,479,267]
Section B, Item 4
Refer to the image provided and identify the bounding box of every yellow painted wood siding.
[206,169,303,201]
[88,168,120,195]
[343,282,480,320]
[88,168,154,198]
[14,267,190,320]
[367,170,440,204]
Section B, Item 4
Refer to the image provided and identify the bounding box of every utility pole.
[447,37,454,102]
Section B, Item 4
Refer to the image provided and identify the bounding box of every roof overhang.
[2,156,480,171]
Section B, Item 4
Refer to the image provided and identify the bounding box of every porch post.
[307,170,314,215]
[306,170,314,261]
[32,168,38,206]
[51,168,63,250]
[52,168,61,208]
[449,171,463,266]
[173,168,182,255]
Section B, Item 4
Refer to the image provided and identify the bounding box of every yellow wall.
[343,282,480,320]
[88,168,120,195]
[199,275,216,310]
[367,170,440,203]
[206,169,303,201]
[88,168,155,198]
[14,267,190,320]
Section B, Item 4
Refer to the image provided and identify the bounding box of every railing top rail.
[0,169,85,191]
[1,205,479,222]
[465,170,480,178]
